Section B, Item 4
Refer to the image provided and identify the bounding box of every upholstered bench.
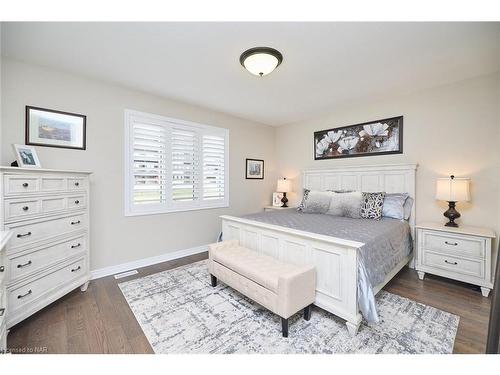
[208,239,316,337]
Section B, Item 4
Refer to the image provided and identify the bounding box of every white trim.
[124,109,229,217]
[90,244,208,280]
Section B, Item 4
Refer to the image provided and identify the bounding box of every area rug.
[118,260,459,354]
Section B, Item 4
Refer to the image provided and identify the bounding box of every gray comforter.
[240,210,413,322]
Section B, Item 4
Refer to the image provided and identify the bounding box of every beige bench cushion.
[212,245,298,293]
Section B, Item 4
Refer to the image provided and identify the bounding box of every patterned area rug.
[119,260,459,354]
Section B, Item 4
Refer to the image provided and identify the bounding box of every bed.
[220,163,417,335]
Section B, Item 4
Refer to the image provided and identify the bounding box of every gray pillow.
[360,192,386,220]
[302,191,333,214]
[382,193,408,220]
[327,191,362,218]
[403,196,414,221]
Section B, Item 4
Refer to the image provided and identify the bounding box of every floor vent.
[114,270,139,279]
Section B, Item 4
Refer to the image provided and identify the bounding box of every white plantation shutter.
[132,122,167,205]
[203,134,225,200]
[171,127,199,202]
[125,110,229,215]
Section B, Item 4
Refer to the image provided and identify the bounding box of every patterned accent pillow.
[327,191,362,218]
[360,192,386,220]
[297,189,310,211]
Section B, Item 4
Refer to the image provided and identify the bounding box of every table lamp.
[435,175,470,227]
[277,178,292,208]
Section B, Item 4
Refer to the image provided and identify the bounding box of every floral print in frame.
[314,116,403,160]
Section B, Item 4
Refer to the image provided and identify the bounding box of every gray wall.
[1,58,277,270]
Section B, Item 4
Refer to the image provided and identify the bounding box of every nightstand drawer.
[422,231,485,259]
[423,251,484,278]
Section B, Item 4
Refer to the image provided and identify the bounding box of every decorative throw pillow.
[360,192,386,220]
[327,191,362,218]
[297,189,310,211]
[382,193,408,220]
[301,191,333,214]
[403,196,414,221]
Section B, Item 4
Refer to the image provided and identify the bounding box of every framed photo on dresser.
[26,106,87,150]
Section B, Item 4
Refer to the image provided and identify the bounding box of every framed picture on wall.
[314,116,403,160]
[26,106,87,150]
[245,158,264,179]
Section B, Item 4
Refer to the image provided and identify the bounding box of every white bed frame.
[220,163,417,335]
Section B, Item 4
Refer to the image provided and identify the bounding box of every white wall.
[276,72,500,248]
[1,58,277,270]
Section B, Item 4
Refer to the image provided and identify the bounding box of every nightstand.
[415,222,496,297]
[263,206,296,212]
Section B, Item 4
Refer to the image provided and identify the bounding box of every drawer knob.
[17,289,32,299]
[0,307,5,317]
[17,260,32,268]
[75,182,80,186]
[17,231,32,238]
[444,260,458,265]
[445,241,458,246]
[71,266,82,272]
[71,220,81,225]
[0,266,4,272]
[74,200,80,205]
[22,182,29,187]
[71,243,81,249]
[22,206,29,211]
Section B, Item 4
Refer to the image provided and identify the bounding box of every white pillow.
[327,191,362,218]
[302,191,333,214]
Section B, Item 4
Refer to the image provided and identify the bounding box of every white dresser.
[416,222,496,297]
[0,167,91,328]
[0,230,12,353]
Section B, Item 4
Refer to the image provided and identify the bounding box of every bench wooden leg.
[303,304,312,321]
[281,317,289,337]
[210,274,217,287]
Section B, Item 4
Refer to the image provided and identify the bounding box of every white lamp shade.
[242,53,280,76]
[436,177,471,202]
[277,178,292,193]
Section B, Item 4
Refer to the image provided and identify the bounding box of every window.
[125,110,229,216]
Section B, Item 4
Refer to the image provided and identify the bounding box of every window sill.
[124,203,229,217]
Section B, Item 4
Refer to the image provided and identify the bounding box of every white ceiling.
[2,22,499,126]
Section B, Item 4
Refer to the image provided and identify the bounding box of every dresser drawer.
[423,251,484,278]
[67,177,87,191]
[8,235,86,282]
[4,175,39,195]
[67,195,86,210]
[40,176,67,192]
[422,231,485,259]
[6,213,86,250]
[4,198,40,220]
[0,320,6,353]
[8,257,86,315]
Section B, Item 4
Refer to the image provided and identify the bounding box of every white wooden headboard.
[303,163,418,228]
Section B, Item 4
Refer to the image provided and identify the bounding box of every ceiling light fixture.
[239,47,283,77]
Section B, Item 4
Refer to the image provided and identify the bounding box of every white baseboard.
[90,245,208,280]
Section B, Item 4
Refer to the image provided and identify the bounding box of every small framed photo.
[245,158,264,179]
[12,144,42,168]
[26,106,87,150]
[272,192,284,207]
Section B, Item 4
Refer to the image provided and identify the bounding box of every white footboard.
[221,215,363,334]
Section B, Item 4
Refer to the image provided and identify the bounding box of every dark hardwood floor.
[7,252,491,354]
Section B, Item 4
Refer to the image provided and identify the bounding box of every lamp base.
[281,192,288,208]
[444,201,460,227]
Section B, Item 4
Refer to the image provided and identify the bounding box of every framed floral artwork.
[314,116,403,160]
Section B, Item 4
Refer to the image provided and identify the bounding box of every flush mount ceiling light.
[239,47,283,77]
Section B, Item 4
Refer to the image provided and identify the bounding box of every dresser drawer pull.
[445,241,458,246]
[17,290,32,299]
[22,206,30,211]
[17,260,32,268]
[0,266,4,272]
[444,260,458,265]
[17,231,32,238]
[74,200,80,205]
[0,308,5,317]
[71,266,81,272]
[22,182,29,187]
[74,182,80,187]
[71,220,81,225]
[71,243,81,249]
